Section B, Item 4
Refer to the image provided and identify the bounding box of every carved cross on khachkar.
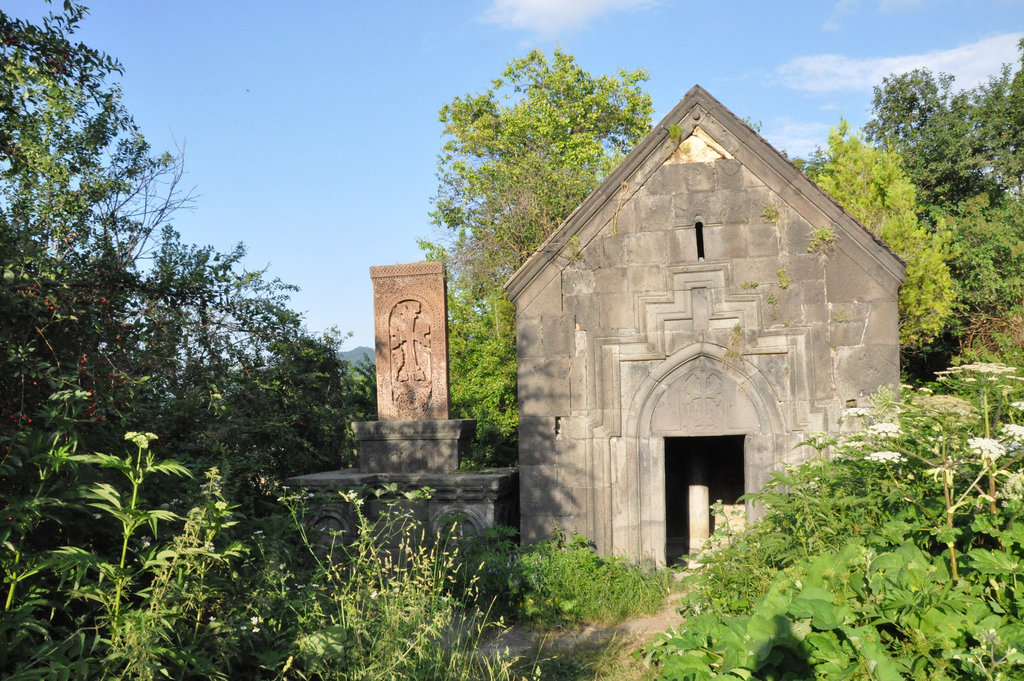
[370,262,450,421]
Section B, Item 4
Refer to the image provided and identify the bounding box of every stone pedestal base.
[283,468,519,542]
[353,419,475,473]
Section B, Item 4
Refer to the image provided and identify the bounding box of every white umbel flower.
[1002,424,1024,443]
[968,437,1006,465]
[866,450,905,463]
[867,422,902,438]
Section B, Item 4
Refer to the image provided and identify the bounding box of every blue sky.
[7,1,1024,348]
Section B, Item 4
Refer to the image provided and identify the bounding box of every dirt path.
[477,591,685,660]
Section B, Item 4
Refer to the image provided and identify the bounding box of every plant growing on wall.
[807,225,838,254]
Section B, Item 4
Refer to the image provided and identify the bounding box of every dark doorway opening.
[664,435,744,564]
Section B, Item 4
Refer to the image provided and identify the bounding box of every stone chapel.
[505,86,905,565]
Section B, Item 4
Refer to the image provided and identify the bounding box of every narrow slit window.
[695,221,705,260]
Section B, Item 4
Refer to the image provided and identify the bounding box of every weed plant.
[644,363,1024,680]
[460,527,670,629]
[1,434,520,680]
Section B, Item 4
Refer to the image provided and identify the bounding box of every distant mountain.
[341,346,375,365]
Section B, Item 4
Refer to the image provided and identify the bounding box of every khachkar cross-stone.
[370,262,450,421]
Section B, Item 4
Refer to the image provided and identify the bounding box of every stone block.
[594,266,627,292]
[781,215,812,255]
[563,267,595,296]
[730,257,784,285]
[704,223,749,260]
[519,271,562,319]
[671,190,718,224]
[516,316,543,359]
[601,292,636,331]
[667,227,700,264]
[826,251,889,302]
[610,200,638,236]
[829,318,867,347]
[570,294,601,331]
[627,265,666,294]
[800,289,830,324]
[624,232,668,265]
[645,164,687,195]
[834,345,900,403]
[603,232,626,265]
[746,222,780,257]
[635,193,673,228]
[773,289,804,323]
[715,159,744,190]
[519,415,556,465]
[518,356,571,415]
[741,165,767,188]
[353,419,475,473]
[683,162,716,192]
[520,464,573,518]
[543,313,575,357]
[520,515,551,543]
[862,302,899,345]
[784,254,823,283]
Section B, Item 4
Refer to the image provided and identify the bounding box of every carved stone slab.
[370,262,450,420]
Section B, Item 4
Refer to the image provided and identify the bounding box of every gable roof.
[504,85,905,303]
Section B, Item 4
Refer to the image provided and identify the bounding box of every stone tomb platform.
[354,418,475,473]
[284,467,519,543]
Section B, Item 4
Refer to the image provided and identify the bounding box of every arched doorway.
[616,343,786,564]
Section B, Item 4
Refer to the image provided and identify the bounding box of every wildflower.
[843,407,872,418]
[938,362,1016,376]
[867,422,902,438]
[968,437,1006,465]
[1000,472,1024,502]
[1002,424,1024,443]
[917,387,933,394]
[124,431,158,449]
[866,450,905,463]
[140,536,151,549]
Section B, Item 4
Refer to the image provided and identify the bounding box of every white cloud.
[481,0,657,35]
[763,119,833,159]
[777,33,1023,93]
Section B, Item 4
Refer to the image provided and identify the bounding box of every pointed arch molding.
[625,342,785,440]
[611,343,789,563]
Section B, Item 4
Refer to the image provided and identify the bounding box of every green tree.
[0,0,372,491]
[866,40,1024,212]
[422,49,652,464]
[808,121,955,352]
[1,4,376,673]
[866,40,1024,360]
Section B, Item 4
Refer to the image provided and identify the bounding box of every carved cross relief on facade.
[389,299,432,408]
[684,369,723,427]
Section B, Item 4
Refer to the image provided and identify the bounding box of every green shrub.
[644,362,1024,680]
[460,527,670,629]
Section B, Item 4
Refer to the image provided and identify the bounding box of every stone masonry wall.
[514,116,901,563]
